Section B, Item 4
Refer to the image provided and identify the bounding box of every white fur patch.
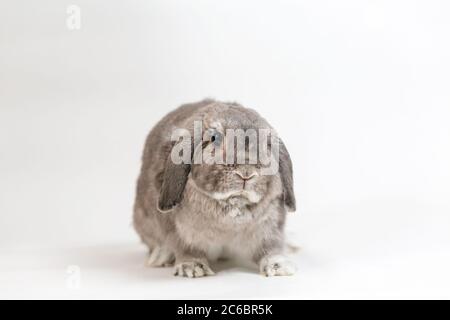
[189,179,261,204]
[259,255,296,277]
[209,121,223,131]
[146,246,175,267]
[243,190,262,203]
[211,190,240,200]
[211,190,261,203]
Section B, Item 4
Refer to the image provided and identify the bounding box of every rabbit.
[133,99,297,277]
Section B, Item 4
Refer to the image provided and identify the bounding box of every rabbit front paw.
[174,260,215,278]
[259,254,296,277]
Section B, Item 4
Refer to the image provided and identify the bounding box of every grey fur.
[133,99,297,277]
[279,140,296,212]
[158,160,191,212]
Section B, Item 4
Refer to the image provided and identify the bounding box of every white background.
[1,0,450,299]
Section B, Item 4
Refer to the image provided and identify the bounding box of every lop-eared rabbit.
[134,99,296,277]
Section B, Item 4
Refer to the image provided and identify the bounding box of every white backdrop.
[1,0,450,299]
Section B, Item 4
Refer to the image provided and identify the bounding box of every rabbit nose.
[234,171,258,181]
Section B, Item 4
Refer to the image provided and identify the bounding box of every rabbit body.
[133,99,296,277]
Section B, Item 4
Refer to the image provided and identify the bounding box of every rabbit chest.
[174,198,267,260]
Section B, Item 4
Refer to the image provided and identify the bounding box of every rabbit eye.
[202,130,222,148]
[210,132,222,146]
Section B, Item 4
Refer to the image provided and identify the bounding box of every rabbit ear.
[279,140,296,212]
[157,143,193,213]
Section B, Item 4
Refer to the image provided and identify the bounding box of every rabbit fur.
[133,99,296,277]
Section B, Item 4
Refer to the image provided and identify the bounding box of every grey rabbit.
[133,99,297,277]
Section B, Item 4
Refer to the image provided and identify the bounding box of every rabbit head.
[157,102,296,213]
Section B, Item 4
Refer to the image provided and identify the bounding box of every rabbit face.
[189,112,276,206]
